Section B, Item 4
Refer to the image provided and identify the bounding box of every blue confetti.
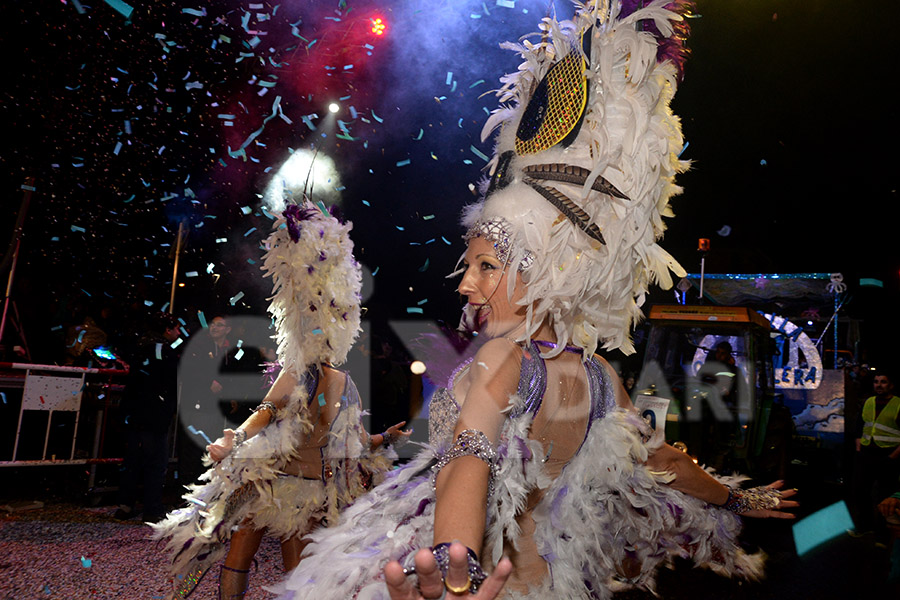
[470,146,490,162]
[187,426,212,445]
[102,0,133,19]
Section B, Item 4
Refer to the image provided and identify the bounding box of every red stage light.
[371,17,386,36]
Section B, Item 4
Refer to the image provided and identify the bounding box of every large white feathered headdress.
[262,202,362,378]
[464,0,693,357]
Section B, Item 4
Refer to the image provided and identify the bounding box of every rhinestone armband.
[431,429,499,498]
[252,400,278,424]
[722,486,782,514]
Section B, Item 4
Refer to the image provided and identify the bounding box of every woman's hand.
[384,421,413,445]
[740,480,799,519]
[207,429,236,462]
[383,542,512,600]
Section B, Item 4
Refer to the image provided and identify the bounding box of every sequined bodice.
[428,359,471,447]
[427,344,616,448]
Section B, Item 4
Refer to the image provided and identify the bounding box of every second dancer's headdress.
[262,201,362,378]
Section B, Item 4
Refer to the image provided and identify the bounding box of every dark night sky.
[2,0,898,365]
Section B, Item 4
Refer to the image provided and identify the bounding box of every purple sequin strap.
[510,341,547,418]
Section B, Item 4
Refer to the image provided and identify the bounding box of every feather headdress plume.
[465,0,694,357]
[262,201,362,378]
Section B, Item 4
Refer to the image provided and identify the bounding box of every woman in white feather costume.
[274,2,797,599]
[151,202,407,599]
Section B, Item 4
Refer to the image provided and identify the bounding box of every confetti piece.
[419,259,430,272]
[102,0,133,19]
[155,343,163,360]
[470,145,490,162]
[185,271,199,277]
[414,129,423,140]
[234,348,244,360]
[244,227,257,237]
[371,111,383,123]
[445,72,453,85]
[70,225,86,233]
[229,291,245,305]
[792,501,853,556]
[318,393,326,406]
[407,307,424,314]
[197,311,208,328]
[170,338,184,349]
[496,0,515,7]
[396,159,411,167]
[423,214,435,220]
[187,426,212,445]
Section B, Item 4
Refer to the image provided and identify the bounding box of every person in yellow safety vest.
[854,371,900,533]
[858,372,900,454]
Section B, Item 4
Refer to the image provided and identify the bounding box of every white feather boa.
[271,401,763,600]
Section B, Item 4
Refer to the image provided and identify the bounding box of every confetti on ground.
[0,504,287,599]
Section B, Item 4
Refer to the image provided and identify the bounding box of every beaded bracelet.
[232,428,247,448]
[430,543,487,594]
[380,430,396,448]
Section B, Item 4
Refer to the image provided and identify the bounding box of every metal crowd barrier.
[0,362,129,491]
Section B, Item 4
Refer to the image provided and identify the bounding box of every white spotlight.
[328,102,340,114]
[262,149,342,213]
[410,360,427,375]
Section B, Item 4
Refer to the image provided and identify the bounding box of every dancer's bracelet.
[252,400,278,423]
[430,543,487,594]
[722,486,782,514]
[380,430,396,447]
[232,429,247,448]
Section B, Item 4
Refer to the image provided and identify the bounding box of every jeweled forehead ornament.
[463,216,534,271]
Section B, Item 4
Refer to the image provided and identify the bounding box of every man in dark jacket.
[115,313,182,522]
